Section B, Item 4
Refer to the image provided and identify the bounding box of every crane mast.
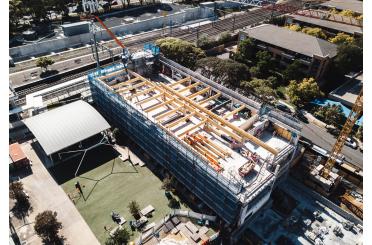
[321,88,363,179]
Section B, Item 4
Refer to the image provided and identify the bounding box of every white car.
[345,137,357,149]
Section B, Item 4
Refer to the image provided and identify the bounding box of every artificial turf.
[57,154,188,244]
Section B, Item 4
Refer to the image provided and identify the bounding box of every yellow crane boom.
[321,88,363,178]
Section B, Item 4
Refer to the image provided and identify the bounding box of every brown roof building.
[9,143,29,167]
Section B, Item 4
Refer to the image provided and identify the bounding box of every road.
[301,121,363,169]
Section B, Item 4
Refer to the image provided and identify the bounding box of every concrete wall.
[10,7,214,60]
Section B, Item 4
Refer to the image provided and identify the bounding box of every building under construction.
[88,56,302,241]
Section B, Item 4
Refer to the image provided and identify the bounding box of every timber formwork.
[88,64,293,226]
[89,71,242,224]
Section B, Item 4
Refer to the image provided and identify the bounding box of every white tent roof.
[24,100,110,155]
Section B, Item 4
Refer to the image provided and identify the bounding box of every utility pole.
[196,22,200,47]
[91,21,100,69]
[232,14,236,32]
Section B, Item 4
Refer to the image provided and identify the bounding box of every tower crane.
[311,73,363,193]
[93,15,131,68]
[321,89,363,180]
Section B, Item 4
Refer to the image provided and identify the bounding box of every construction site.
[88,46,302,241]
[8,0,364,244]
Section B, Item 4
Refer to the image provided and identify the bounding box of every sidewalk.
[17,141,100,245]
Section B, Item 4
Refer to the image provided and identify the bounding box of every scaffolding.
[88,62,298,225]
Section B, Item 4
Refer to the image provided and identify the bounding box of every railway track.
[13,7,284,105]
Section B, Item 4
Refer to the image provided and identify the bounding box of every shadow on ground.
[49,145,119,185]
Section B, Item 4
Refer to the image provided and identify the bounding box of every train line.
[13,7,284,105]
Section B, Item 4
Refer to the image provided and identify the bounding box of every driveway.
[14,141,100,245]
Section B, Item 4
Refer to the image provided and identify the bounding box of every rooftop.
[9,143,27,163]
[329,73,363,107]
[96,68,294,200]
[23,100,110,155]
[287,14,363,35]
[242,24,338,58]
[248,180,363,245]
[320,0,363,14]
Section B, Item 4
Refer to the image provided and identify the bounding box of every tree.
[241,78,276,100]
[333,43,363,74]
[287,77,322,106]
[168,198,180,209]
[105,228,130,245]
[23,0,49,23]
[218,31,233,44]
[235,38,257,64]
[128,201,140,219]
[254,50,276,77]
[197,35,214,49]
[36,57,55,72]
[285,24,301,32]
[9,0,24,35]
[313,104,344,127]
[156,38,206,69]
[196,57,250,87]
[269,16,286,26]
[52,0,70,17]
[339,10,355,17]
[329,32,355,45]
[162,175,176,192]
[34,210,62,243]
[282,60,305,82]
[9,182,31,216]
[126,0,131,7]
[355,125,363,142]
[301,27,327,39]
[9,182,24,200]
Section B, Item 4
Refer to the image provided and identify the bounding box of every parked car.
[275,103,292,113]
[294,110,308,123]
[326,126,341,137]
[345,137,357,149]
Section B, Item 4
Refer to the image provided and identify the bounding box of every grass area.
[54,151,189,244]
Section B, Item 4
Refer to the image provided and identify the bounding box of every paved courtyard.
[10,141,99,245]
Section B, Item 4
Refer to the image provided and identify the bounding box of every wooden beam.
[222,105,246,119]
[178,120,207,137]
[123,72,277,154]
[187,87,211,99]
[126,87,156,100]
[165,112,196,129]
[177,82,202,93]
[144,98,175,113]
[116,81,148,93]
[100,70,129,81]
[194,134,227,158]
[111,77,142,89]
[169,76,192,87]
[136,93,164,105]
[206,119,243,142]
[154,105,184,121]
[160,84,278,155]
[202,136,230,157]
[192,142,219,161]
[198,92,222,106]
